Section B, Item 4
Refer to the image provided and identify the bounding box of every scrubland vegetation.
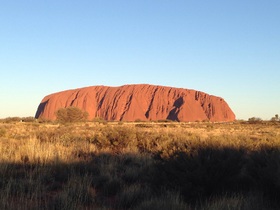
[1,118,280,209]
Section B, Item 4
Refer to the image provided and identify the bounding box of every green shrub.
[92,117,107,124]
[92,126,137,151]
[3,117,21,123]
[55,107,89,123]
[154,147,245,202]
[21,117,36,122]
[248,117,263,123]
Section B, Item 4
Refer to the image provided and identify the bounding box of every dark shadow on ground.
[1,147,280,209]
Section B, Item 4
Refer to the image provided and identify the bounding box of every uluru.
[35,84,235,122]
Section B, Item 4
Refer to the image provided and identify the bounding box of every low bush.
[2,117,21,123]
[246,148,280,200]
[55,107,89,123]
[154,147,245,202]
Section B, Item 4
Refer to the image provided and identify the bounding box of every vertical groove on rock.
[120,93,133,121]
[70,91,80,106]
[145,86,158,119]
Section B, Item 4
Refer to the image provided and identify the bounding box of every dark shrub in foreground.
[154,147,246,202]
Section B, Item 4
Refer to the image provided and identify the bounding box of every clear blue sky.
[1,0,279,120]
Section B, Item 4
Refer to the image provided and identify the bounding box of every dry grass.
[0,120,280,209]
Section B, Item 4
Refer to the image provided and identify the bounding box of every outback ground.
[1,119,280,209]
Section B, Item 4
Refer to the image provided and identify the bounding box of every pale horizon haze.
[1,1,279,120]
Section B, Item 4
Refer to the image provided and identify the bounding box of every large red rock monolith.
[35,84,235,122]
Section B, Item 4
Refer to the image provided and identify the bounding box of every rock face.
[35,84,235,122]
